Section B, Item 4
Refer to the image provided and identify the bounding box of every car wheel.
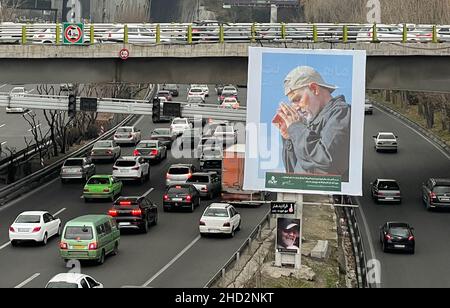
[98,250,105,265]
[230,228,235,238]
[84,198,89,203]
[57,225,62,237]
[382,241,387,252]
[145,171,150,181]
[42,233,48,246]
[61,178,67,184]
[152,214,158,226]
[142,220,149,233]
[190,203,195,213]
[426,200,431,211]
[236,221,241,231]
[111,242,119,256]
[10,240,18,247]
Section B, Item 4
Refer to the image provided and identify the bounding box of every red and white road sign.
[119,48,130,60]
[64,25,83,44]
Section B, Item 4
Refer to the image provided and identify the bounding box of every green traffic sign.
[63,23,84,45]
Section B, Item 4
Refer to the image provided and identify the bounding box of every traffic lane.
[361,108,450,287]
[177,84,247,107]
[146,204,270,288]
[0,117,207,288]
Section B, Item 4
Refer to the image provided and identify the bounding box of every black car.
[215,84,224,95]
[108,196,158,233]
[162,84,179,97]
[150,128,177,149]
[422,178,450,210]
[380,222,415,254]
[163,184,200,212]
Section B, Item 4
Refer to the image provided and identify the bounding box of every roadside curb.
[373,102,450,156]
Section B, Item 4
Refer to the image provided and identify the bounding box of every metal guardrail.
[204,209,271,288]
[0,85,156,206]
[0,93,248,122]
[0,23,449,45]
[341,196,370,288]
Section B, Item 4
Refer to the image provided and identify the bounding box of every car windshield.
[379,134,395,140]
[187,175,209,183]
[168,167,190,175]
[94,141,112,148]
[173,119,187,125]
[138,142,157,148]
[64,159,83,167]
[64,226,94,240]
[204,208,229,217]
[46,282,78,288]
[389,227,410,237]
[152,129,170,135]
[433,186,450,194]
[203,148,221,156]
[164,84,177,90]
[168,187,190,194]
[87,178,110,185]
[223,87,235,91]
[378,181,399,190]
[190,89,202,93]
[117,128,132,133]
[15,215,40,223]
[115,160,137,167]
[158,91,169,95]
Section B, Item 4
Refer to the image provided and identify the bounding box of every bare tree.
[0,0,26,22]
[22,111,51,166]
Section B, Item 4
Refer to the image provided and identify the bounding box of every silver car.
[134,140,167,162]
[374,132,398,152]
[371,179,402,203]
[166,164,197,186]
[186,172,221,199]
[60,157,96,183]
[114,126,142,145]
[90,140,121,162]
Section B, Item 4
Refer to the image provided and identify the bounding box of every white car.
[221,85,238,96]
[9,211,61,246]
[374,132,398,152]
[191,84,209,96]
[187,87,206,101]
[356,26,404,42]
[100,26,170,44]
[170,117,192,136]
[364,99,373,115]
[114,126,142,145]
[46,273,103,288]
[6,86,28,113]
[220,97,240,109]
[199,203,241,237]
[113,156,150,182]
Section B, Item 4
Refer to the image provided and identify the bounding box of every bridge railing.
[0,23,449,45]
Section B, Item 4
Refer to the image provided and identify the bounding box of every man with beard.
[273,66,351,182]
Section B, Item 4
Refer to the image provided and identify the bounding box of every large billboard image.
[244,47,366,196]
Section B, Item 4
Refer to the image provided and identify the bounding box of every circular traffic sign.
[64,25,83,44]
[119,48,130,60]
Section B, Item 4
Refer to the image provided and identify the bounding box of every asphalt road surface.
[0,85,267,288]
[358,105,450,288]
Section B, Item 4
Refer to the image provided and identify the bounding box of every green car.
[83,175,122,202]
[60,215,120,265]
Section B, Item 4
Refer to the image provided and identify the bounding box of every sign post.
[63,23,84,45]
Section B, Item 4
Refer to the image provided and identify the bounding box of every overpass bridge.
[0,23,449,92]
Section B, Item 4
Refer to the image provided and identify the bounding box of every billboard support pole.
[274,192,303,269]
[270,4,278,23]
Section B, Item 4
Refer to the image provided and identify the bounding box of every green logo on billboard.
[265,173,342,192]
[63,23,84,45]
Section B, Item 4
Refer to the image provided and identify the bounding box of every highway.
[0,84,267,288]
[358,105,450,288]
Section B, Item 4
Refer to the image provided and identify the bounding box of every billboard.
[276,218,301,253]
[244,47,366,196]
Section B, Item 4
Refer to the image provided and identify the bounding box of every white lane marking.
[134,115,145,126]
[0,242,10,250]
[375,106,450,160]
[53,208,66,217]
[142,188,154,197]
[0,124,5,128]
[14,273,40,288]
[0,84,7,89]
[27,89,35,94]
[142,235,201,287]
[356,198,381,288]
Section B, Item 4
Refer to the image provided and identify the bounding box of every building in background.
[51,0,151,23]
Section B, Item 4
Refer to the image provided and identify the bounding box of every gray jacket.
[282,95,351,182]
